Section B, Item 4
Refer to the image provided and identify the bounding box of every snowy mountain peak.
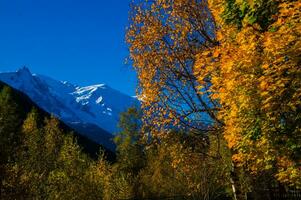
[0,68,139,147]
[17,66,32,76]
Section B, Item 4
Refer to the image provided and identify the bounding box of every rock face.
[0,67,139,151]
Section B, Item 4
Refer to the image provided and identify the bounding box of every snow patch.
[96,96,103,104]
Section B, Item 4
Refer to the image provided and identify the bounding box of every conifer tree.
[21,109,47,198]
[113,107,145,199]
[114,107,145,174]
[47,134,91,199]
[0,86,23,198]
[43,115,64,171]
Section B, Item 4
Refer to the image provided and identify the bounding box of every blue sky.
[0,0,137,96]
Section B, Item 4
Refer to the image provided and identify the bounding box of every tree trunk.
[230,161,246,200]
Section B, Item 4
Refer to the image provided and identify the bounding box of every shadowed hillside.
[0,80,115,161]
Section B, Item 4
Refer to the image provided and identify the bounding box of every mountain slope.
[0,80,115,160]
[0,67,139,151]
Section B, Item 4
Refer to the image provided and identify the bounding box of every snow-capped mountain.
[0,67,139,150]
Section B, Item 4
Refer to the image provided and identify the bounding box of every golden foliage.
[195,0,301,187]
[127,0,220,136]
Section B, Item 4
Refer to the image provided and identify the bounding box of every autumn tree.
[43,116,64,171]
[20,109,46,198]
[20,110,98,199]
[46,134,94,200]
[126,0,221,138]
[114,107,145,175]
[110,107,145,199]
[139,131,231,199]
[259,1,301,187]
[195,0,301,196]
[126,0,234,198]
